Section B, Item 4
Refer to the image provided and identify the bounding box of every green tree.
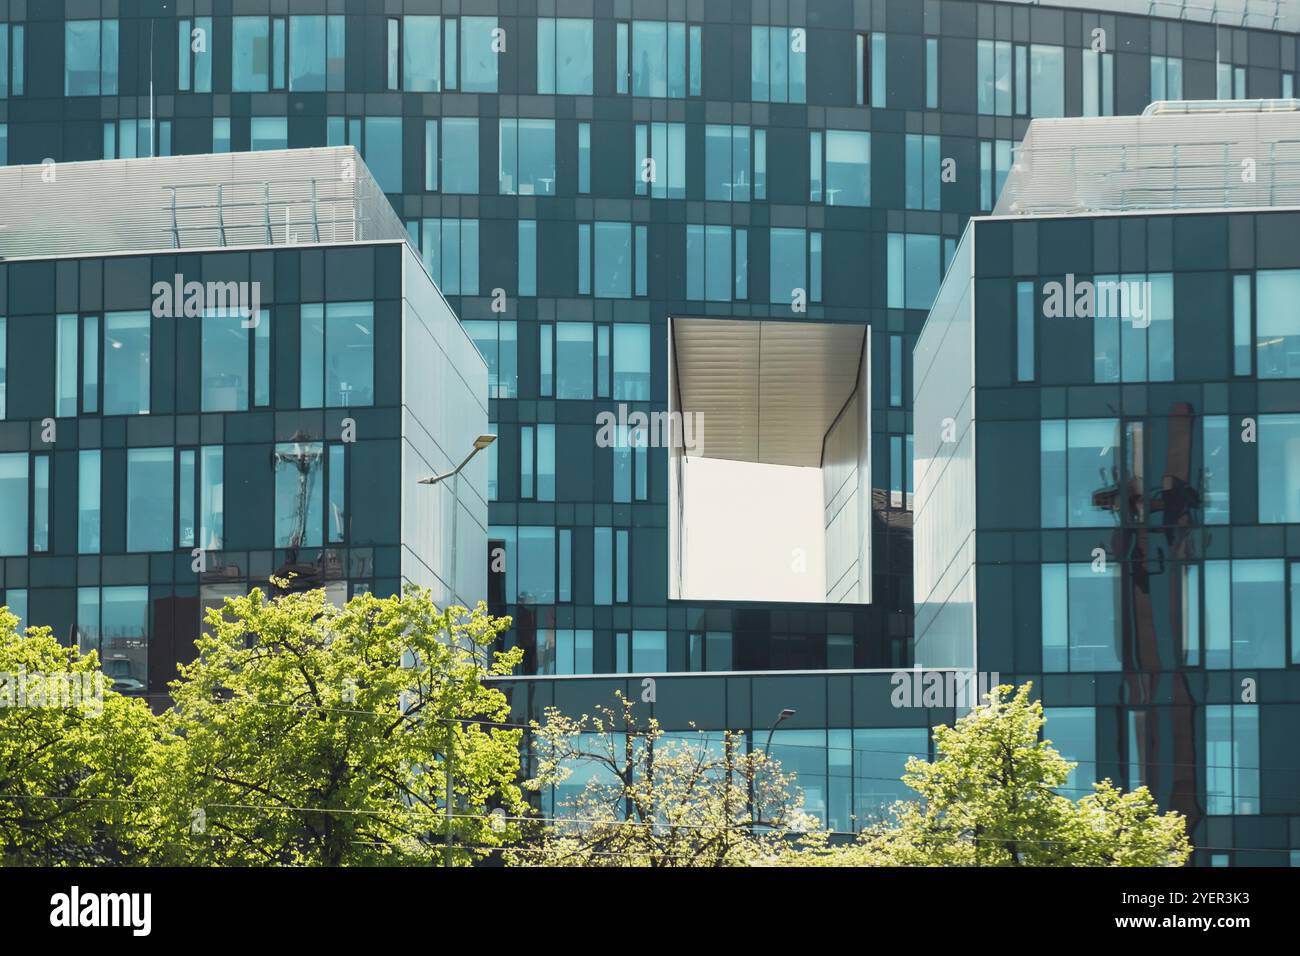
[790,683,1191,867]
[507,693,820,866]
[151,583,525,866]
[0,608,163,865]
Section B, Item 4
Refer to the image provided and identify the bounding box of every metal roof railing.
[993,101,1300,216]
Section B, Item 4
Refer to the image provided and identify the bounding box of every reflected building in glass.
[2,1,1300,862]
[915,104,1300,865]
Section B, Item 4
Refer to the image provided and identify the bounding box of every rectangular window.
[870,33,887,108]
[1206,705,1259,816]
[251,116,288,152]
[403,16,441,91]
[578,123,591,194]
[274,441,324,549]
[0,452,26,556]
[232,17,276,92]
[1150,55,1184,100]
[1041,418,1119,528]
[462,320,518,400]
[327,445,345,545]
[977,39,1014,115]
[925,37,938,109]
[177,18,213,93]
[201,309,251,412]
[127,449,174,552]
[179,450,195,549]
[65,19,118,96]
[103,312,151,416]
[78,450,100,554]
[594,527,613,605]
[1202,415,1231,525]
[556,323,594,400]
[886,233,941,310]
[1205,559,1285,669]
[617,531,631,602]
[538,18,593,94]
[889,335,903,407]
[687,225,746,303]
[457,17,499,92]
[905,134,940,210]
[56,314,78,418]
[420,219,480,296]
[289,16,344,92]
[1233,274,1252,376]
[577,225,591,295]
[1259,414,1300,523]
[1016,281,1035,382]
[1081,49,1114,117]
[1041,563,1122,672]
[1028,44,1064,117]
[624,20,699,98]
[636,122,686,199]
[752,26,806,103]
[518,221,537,297]
[499,119,556,196]
[613,325,651,401]
[705,125,761,202]
[1043,707,1096,797]
[821,130,870,207]
[1256,269,1300,378]
[1091,273,1174,383]
[299,302,375,409]
[441,118,479,194]
[581,222,644,299]
[98,586,148,692]
[31,455,48,553]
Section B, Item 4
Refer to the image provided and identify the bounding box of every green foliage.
[507,693,821,867]
[788,683,1191,867]
[150,583,525,865]
[0,609,160,865]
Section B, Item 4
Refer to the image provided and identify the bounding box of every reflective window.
[75,449,100,555]
[1029,44,1064,117]
[274,441,324,549]
[1206,705,1259,815]
[1041,562,1122,672]
[232,17,277,92]
[201,310,250,412]
[751,26,806,103]
[1256,269,1300,378]
[556,323,594,400]
[1043,707,1096,798]
[462,320,518,399]
[250,116,287,151]
[200,446,225,550]
[519,220,537,296]
[361,117,402,193]
[613,325,651,401]
[636,122,686,199]
[1233,274,1252,376]
[0,317,4,419]
[631,631,667,671]
[851,728,928,828]
[1040,418,1119,528]
[1205,560,1285,669]
[1258,414,1300,523]
[518,526,556,602]
[770,228,821,306]
[977,39,1014,115]
[886,233,941,310]
[926,37,938,109]
[177,17,213,93]
[1016,281,1035,382]
[687,225,747,303]
[1082,49,1114,116]
[623,21,696,98]
[420,219,479,295]
[458,17,499,92]
[441,118,479,194]
[98,587,149,693]
[1150,55,1184,100]
[823,130,870,207]
[704,125,763,202]
[905,134,939,210]
[288,16,344,91]
[581,222,644,299]
[402,16,441,91]
[299,302,375,409]
[980,139,1013,210]
[103,312,151,416]
[0,452,26,556]
[538,18,593,94]
[127,449,174,552]
[1202,415,1231,524]
[65,19,117,96]
[1092,273,1174,383]
[578,123,591,193]
[499,119,556,195]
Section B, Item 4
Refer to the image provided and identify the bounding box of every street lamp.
[764,708,797,756]
[416,434,495,867]
[417,434,497,486]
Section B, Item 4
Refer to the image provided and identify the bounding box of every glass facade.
[2,3,1298,863]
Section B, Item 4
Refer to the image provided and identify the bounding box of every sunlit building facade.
[1,1,1299,860]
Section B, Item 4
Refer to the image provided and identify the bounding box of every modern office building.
[2,1,1299,860]
[915,102,1300,865]
[0,147,490,699]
